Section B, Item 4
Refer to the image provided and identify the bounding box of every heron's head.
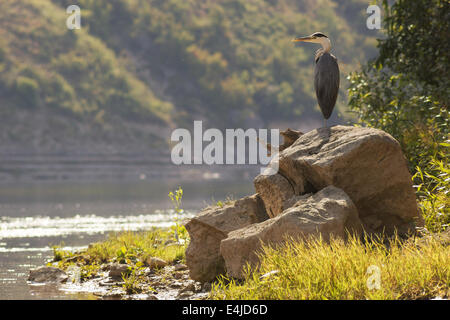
[292,32,331,52]
[292,32,329,44]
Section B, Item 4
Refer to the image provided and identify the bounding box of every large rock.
[256,126,422,235]
[220,186,362,278]
[28,266,68,283]
[254,173,295,218]
[185,126,423,281]
[185,194,269,282]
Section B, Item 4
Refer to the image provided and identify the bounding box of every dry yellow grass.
[210,233,450,300]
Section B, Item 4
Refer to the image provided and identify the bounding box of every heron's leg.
[323,118,327,128]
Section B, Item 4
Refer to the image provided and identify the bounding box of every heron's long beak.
[291,36,315,43]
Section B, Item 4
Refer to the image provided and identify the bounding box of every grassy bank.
[50,227,449,300]
[50,228,189,295]
[210,233,450,300]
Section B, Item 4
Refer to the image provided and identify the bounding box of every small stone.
[194,282,203,293]
[173,272,183,279]
[145,257,168,269]
[202,282,212,292]
[179,282,195,293]
[101,292,124,300]
[178,291,194,299]
[99,280,116,287]
[143,267,153,275]
[174,263,188,271]
[28,267,68,283]
[169,282,183,289]
[108,264,130,280]
[146,294,158,300]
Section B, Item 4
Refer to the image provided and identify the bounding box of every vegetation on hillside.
[51,0,378,125]
[1,0,379,151]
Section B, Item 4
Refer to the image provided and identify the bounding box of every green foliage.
[347,0,449,232]
[92,229,188,264]
[0,0,173,149]
[79,263,101,281]
[51,243,70,262]
[122,263,150,294]
[215,195,235,208]
[168,187,188,243]
[413,155,450,233]
[15,76,40,108]
[377,0,450,94]
[348,69,449,174]
[116,243,143,265]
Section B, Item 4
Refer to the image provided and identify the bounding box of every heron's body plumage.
[292,32,340,126]
[314,52,340,120]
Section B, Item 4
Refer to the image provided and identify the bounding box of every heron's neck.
[318,37,331,53]
[314,38,332,61]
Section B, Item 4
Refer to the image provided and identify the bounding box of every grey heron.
[292,32,340,127]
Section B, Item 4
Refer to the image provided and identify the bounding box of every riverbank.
[29,227,450,300]
[31,228,209,300]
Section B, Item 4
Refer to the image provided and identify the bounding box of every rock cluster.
[185,126,423,281]
[28,259,209,300]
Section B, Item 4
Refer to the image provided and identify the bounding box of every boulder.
[185,125,423,281]
[257,126,422,235]
[185,194,269,282]
[28,266,68,283]
[220,186,362,278]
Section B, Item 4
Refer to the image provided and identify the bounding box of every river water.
[0,179,254,299]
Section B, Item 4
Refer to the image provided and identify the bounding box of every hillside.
[0,0,380,154]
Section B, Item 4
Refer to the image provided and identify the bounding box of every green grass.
[121,264,153,294]
[85,228,187,264]
[210,233,450,300]
[51,228,187,280]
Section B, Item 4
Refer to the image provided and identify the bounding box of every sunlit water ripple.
[0,210,196,299]
[0,210,194,242]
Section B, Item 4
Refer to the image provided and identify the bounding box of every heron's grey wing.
[314,53,340,119]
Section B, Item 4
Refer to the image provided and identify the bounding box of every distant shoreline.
[0,153,260,183]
